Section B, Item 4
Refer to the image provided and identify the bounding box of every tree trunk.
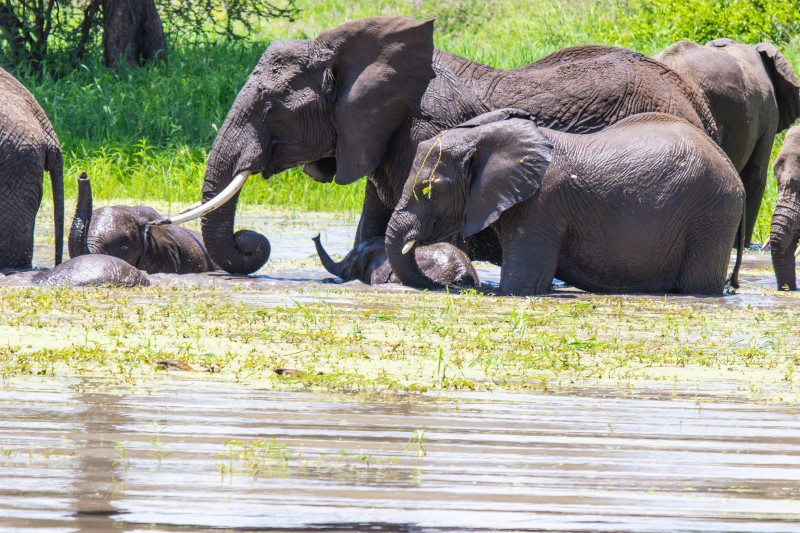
[102,0,166,70]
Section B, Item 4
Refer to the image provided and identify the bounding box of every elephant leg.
[499,236,559,296]
[677,216,739,295]
[354,178,393,246]
[739,134,775,246]
[0,166,43,269]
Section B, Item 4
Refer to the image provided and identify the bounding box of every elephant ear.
[461,118,554,237]
[315,17,435,184]
[756,42,800,131]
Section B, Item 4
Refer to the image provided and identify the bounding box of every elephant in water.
[162,17,717,275]
[769,125,800,290]
[655,38,800,244]
[312,234,478,287]
[386,110,744,296]
[69,173,216,274]
[33,255,150,287]
[0,67,64,270]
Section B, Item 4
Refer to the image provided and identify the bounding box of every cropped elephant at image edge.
[0,67,64,270]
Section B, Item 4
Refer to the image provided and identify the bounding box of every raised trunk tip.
[312,234,347,278]
[68,172,92,259]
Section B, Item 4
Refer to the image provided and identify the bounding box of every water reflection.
[1,378,799,532]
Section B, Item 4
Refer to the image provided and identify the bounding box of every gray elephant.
[0,67,64,269]
[769,124,800,290]
[386,110,744,296]
[655,38,800,244]
[163,17,717,276]
[312,234,478,287]
[68,173,215,274]
[33,254,151,287]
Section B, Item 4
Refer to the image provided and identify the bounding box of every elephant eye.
[322,68,336,98]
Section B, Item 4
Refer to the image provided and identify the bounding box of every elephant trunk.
[770,194,800,290]
[200,125,270,275]
[312,234,348,279]
[385,210,444,290]
[68,172,92,259]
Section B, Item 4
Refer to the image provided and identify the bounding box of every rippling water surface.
[1,378,798,532]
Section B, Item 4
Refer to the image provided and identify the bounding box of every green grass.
[7,0,800,238]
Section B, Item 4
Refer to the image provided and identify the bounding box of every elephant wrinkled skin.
[770,125,800,290]
[191,17,717,275]
[69,173,215,274]
[386,110,744,296]
[655,38,800,244]
[0,67,64,270]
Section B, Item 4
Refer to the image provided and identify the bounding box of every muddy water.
[1,377,799,532]
[7,210,799,311]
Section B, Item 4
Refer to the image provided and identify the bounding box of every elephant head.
[68,173,182,273]
[386,109,553,289]
[168,17,436,274]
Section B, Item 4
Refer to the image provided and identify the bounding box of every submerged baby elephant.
[387,109,744,296]
[769,125,800,291]
[312,234,478,287]
[33,255,150,287]
[69,173,215,273]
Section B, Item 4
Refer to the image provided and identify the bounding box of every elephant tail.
[727,202,745,291]
[48,146,64,266]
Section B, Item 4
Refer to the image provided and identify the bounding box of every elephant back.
[520,45,720,143]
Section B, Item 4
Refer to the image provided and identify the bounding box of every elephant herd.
[4,17,800,295]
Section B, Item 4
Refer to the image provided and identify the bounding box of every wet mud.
[1,377,799,532]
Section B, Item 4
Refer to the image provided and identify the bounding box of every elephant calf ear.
[316,17,435,184]
[756,42,800,132]
[462,118,554,237]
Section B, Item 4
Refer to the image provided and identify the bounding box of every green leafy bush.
[602,0,800,47]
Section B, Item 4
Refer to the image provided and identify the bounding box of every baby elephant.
[69,173,215,273]
[33,255,151,287]
[770,124,800,290]
[312,234,478,287]
[387,109,744,296]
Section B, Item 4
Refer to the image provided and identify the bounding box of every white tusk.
[761,238,770,252]
[158,171,251,225]
[795,244,800,257]
[402,240,416,255]
[179,201,203,214]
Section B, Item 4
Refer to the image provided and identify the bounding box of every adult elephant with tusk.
[167,16,718,276]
